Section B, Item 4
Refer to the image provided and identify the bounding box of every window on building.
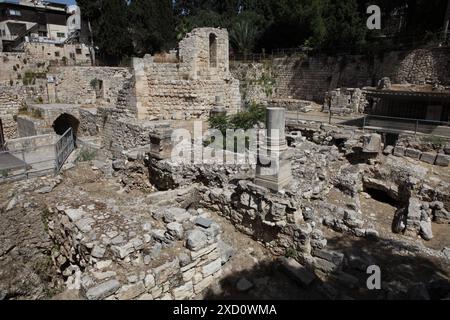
[70,52,75,59]
[76,48,82,55]
[57,32,65,38]
[38,31,48,37]
[55,51,60,57]
[209,33,218,68]
[8,9,21,16]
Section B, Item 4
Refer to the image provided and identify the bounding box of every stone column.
[255,107,292,192]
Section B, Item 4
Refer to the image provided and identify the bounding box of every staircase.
[9,23,39,51]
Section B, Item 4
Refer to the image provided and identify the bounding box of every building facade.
[0,0,82,51]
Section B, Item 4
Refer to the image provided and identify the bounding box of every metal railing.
[0,129,75,183]
[286,109,450,139]
[55,128,75,173]
[362,115,450,138]
[0,119,5,152]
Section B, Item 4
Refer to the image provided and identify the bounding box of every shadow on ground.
[203,234,450,300]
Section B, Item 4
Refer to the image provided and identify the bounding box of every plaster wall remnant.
[132,28,241,120]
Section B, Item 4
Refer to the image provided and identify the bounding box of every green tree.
[77,0,133,64]
[229,19,259,55]
[129,0,176,56]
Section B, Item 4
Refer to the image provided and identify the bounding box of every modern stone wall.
[231,47,450,104]
[132,28,241,120]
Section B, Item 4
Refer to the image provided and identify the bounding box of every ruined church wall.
[134,62,241,120]
[132,28,241,120]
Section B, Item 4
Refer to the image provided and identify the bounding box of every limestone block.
[85,280,121,300]
[420,152,437,164]
[405,148,422,159]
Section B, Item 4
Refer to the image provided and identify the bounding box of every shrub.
[90,78,99,89]
[229,103,266,130]
[32,108,43,118]
[207,103,266,151]
[76,147,96,162]
[0,169,8,178]
[18,104,28,114]
[209,103,266,133]
[285,247,298,259]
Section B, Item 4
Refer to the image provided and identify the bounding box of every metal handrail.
[363,114,450,126]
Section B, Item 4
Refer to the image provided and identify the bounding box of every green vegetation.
[285,247,298,259]
[40,208,52,232]
[209,103,266,135]
[34,97,44,105]
[251,72,276,97]
[32,108,43,118]
[90,78,99,89]
[76,147,97,162]
[76,0,448,63]
[0,169,9,178]
[422,135,447,148]
[22,71,47,86]
[18,103,28,115]
[207,103,265,151]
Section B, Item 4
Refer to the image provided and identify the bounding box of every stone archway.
[52,113,80,139]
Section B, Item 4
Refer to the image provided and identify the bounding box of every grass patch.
[40,208,52,233]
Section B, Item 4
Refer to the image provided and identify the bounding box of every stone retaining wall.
[231,47,450,104]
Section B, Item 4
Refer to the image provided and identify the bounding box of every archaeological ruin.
[0,23,449,303]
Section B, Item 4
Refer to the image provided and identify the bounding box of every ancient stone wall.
[132,28,241,120]
[323,88,368,115]
[51,67,132,106]
[98,108,170,156]
[0,85,26,139]
[231,47,450,104]
[0,43,91,84]
[48,193,226,300]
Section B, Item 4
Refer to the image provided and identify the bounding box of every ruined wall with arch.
[131,28,241,120]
